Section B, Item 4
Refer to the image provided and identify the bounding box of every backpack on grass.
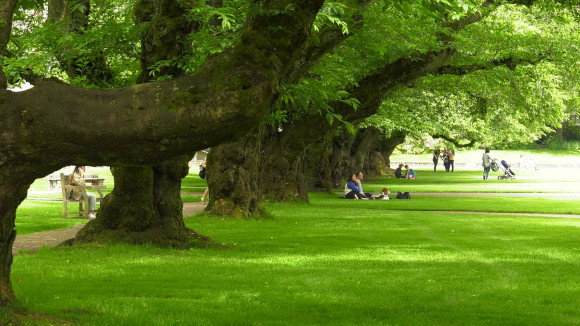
[396,192,411,199]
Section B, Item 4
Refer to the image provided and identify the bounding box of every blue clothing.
[345,181,362,194]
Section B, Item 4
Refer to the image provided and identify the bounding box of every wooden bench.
[60,173,106,219]
[48,173,102,190]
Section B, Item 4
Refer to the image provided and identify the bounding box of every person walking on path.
[482,148,494,181]
[448,147,455,172]
[433,149,441,172]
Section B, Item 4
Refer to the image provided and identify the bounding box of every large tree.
[1,0,326,306]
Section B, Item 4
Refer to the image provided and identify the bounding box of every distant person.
[482,148,494,181]
[443,148,450,172]
[356,172,377,199]
[200,157,209,204]
[448,147,455,172]
[67,166,97,218]
[432,149,441,172]
[345,173,369,199]
[405,165,416,179]
[395,164,404,179]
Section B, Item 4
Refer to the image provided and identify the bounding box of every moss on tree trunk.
[205,129,265,218]
[75,157,210,247]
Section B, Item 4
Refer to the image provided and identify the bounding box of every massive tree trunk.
[204,7,371,212]
[87,0,202,243]
[259,125,310,201]
[205,128,265,217]
[0,0,20,306]
[75,156,207,247]
[0,0,325,305]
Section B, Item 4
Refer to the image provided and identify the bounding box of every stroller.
[497,159,515,180]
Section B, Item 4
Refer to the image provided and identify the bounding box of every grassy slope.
[12,197,580,325]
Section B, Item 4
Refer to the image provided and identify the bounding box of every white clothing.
[482,153,493,168]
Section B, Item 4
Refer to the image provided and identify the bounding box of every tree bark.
[87,0,204,244]
[75,156,208,247]
[205,128,265,217]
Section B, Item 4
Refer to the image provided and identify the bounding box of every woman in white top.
[482,148,493,181]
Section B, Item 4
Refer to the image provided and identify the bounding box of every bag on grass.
[396,192,411,199]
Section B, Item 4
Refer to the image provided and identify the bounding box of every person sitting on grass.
[356,172,378,199]
[405,165,416,179]
[379,187,390,200]
[344,173,370,199]
[395,164,404,179]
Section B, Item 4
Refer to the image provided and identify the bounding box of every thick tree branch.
[435,56,545,76]
[432,134,473,148]
[0,0,325,171]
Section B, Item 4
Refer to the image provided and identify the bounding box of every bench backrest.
[60,173,70,199]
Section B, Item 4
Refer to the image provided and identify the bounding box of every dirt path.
[13,202,207,254]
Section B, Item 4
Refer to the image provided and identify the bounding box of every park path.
[12,202,207,254]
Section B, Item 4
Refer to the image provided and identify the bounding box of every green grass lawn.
[11,196,580,325]
[360,169,580,193]
[9,156,580,324]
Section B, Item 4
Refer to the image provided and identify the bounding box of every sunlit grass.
[12,198,580,325]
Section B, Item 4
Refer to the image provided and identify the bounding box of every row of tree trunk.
[204,125,406,217]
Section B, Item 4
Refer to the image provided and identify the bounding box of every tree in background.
[207,0,580,210]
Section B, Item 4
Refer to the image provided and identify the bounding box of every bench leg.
[63,201,67,219]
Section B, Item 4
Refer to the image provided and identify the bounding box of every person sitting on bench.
[67,165,97,218]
